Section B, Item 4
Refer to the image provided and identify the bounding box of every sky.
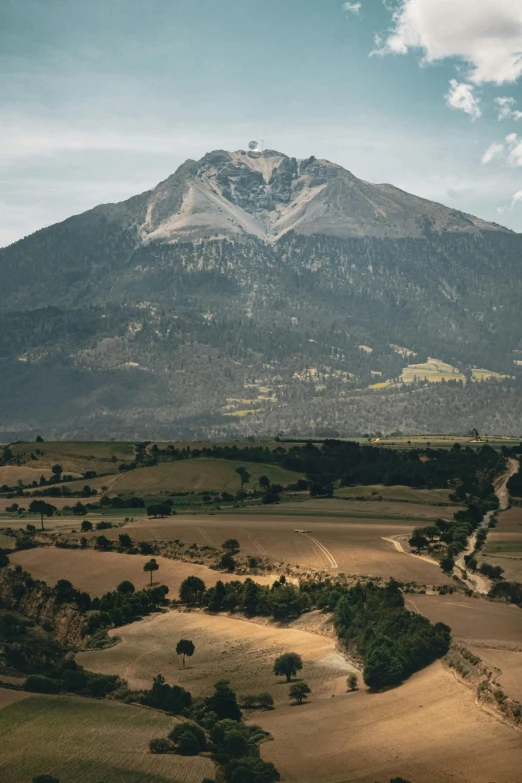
[2,0,522,246]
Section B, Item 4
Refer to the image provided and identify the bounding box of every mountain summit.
[0,148,520,439]
[99,149,507,245]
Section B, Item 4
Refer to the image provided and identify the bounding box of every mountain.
[1,149,522,440]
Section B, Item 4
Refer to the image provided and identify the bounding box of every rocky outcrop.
[0,568,87,648]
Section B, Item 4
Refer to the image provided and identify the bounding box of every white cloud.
[506,133,522,167]
[376,0,522,85]
[498,189,522,213]
[343,2,361,14]
[445,80,481,120]
[481,142,504,164]
[495,96,522,121]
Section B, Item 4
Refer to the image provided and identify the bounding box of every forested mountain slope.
[1,150,521,439]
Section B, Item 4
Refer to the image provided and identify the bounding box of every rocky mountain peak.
[135,148,507,245]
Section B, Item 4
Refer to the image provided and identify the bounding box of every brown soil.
[9,548,280,597]
[77,609,356,700]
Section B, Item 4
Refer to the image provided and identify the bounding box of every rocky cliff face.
[0,569,86,648]
[131,149,508,243]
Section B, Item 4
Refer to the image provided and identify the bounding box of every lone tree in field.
[144,557,159,585]
[273,652,303,682]
[176,638,195,668]
[29,500,56,531]
[222,538,240,554]
[289,681,310,705]
[347,674,358,691]
[33,776,60,783]
[81,520,93,532]
[235,466,250,491]
[259,475,270,489]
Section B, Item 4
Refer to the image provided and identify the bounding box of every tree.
[180,576,206,605]
[169,722,206,755]
[440,555,455,573]
[289,681,310,704]
[205,680,242,721]
[29,500,56,530]
[347,673,358,691]
[176,638,195,668]
[35,435,44,443]
[117,580,135,594]
[219,552,236,572]
[258,692,274,709]
[144,558,160,585]
[149,737,172,754]
[96,535,112,551]
[119,533,132,548]
[223,538,240,553]
[423,525,439,542]
[273,652,303,682]
[32,777,59,783]
[81,520,93,532]
[409,528,428,549]
[51,464,63,480]
[259,475,271,489]
[363,646,404,690]
[235,466,250,491]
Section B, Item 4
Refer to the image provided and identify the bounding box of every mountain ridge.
[0,148,521,439]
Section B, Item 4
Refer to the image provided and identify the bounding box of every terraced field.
[0,694,213,783]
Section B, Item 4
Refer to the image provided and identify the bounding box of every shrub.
[24,675,60,694]
[149,737,172,754]
[169,722,206,755]
[258,692,274,709]
[289,681,310,704]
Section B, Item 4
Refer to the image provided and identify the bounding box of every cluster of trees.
[177,575,450,689]
[86,581,169,632]
[146,677,280,782]
[180,576,311,622]
[489,580,522,607]
[23,658,120,698]
[331,580,451,689]
[127,440,506,494]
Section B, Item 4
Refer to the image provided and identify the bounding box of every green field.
[334,485,454,505]
[0,694,214,783]
[485,541,522,553]
[110,458,303,494]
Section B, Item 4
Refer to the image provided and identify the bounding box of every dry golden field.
[0,465,57,485]
[0,693,213,783]
[77,609,355,698]
[78,607,522,783]
[9,549,280,596]
[98,508,454,584]
[405,594,522,709]
[258,661,521,783]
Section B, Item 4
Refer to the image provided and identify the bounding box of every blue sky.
[2,0,522,245]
